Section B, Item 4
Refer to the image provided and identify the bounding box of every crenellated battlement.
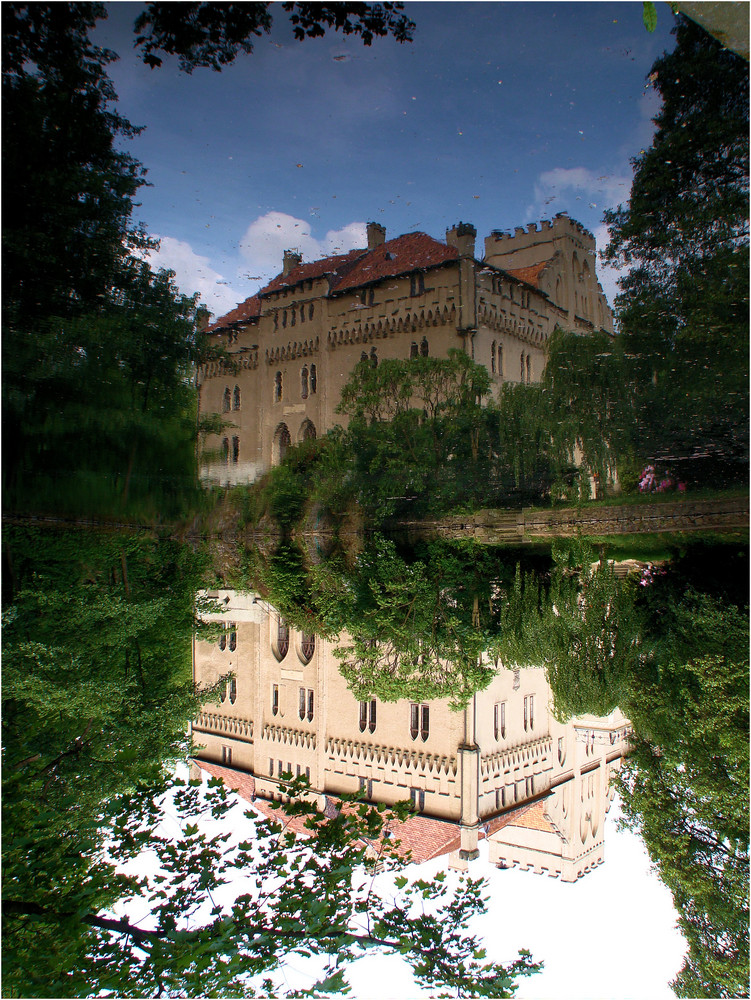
[488,213,593,248]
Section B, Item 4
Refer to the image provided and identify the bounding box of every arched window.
[300,305,305,323]
[300,633,315,663]
[369,346,378,367]
[228,624,237,651]
[368,699,376,733]
[410,341,419,359]
[410,703,429,741]
[301,366,309,399]
[223,387,231,412]
[274,371,283,402]
[309,303,314,321]
[359,701,368,733]
[299,687,306,721]
[291,307,296,327]
[307,689,314,722]
[221,438,229,466]
[233,385,241,410]
[520,353,525,382]
[526,354,531,384]
[498,343,503,377]
[494,702,506,740]
[273,423,291,465]
[229,677,237,704]
[273,618,289,661]
[282,310,287,328]
[491,341,496,374]
[232,436,240,464]
[272,684,279,715]
[420,336,429,357]
[360,351,368,363]
[310,364,317,394]
[299,420,316,443]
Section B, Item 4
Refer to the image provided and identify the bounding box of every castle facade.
[199,214,614,483]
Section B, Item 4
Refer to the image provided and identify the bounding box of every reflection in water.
[193,581,629,878]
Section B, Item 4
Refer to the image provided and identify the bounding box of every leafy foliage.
[134,2,416,72]
[603,16,749,483]
[3,773,541,998]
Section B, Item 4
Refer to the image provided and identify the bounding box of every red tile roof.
[331,232,458,294]
[505,260,551,288]
[209,232,460,331]
[207,294,261,332]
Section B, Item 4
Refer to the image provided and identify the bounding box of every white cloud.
[529,166,632,220]
[592,222,624,310]
[239,212,367,284]
[142,236,245,319]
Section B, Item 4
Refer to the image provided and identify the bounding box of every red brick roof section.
[331,232,458,293]
[207,294,261,332]
[261,248,367,295]
[505,260,551,288]
[382,813,462,864]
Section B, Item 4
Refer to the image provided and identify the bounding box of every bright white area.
[112,770,686,999]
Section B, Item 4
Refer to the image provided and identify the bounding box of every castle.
[199,214,614,483]
[191,589,629,877]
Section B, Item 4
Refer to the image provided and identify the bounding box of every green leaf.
[642,2,657,32]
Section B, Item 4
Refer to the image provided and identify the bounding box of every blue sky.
[95,3,677,318]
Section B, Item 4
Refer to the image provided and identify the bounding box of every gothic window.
[220,631,227,652]
[526,355,531,384]
[219,677,226,700]
[221,438,229,465]
[309,303,314,321]
[301,366,309,399]
[282,310,287,328]
[269,758,274,776]
[272,684,279,716]
[232,436,240,464]
[410,703,419,740]
[359,777,373,800]
[274,371,283,402]
[558,738,566,764]
[223,387,231,412]
[222,746,232,765]
[359,701,368,733]
[273,423,291,466]
[498,344,503,377]
[299,687,306,721]
[415,704,429,741]
[300,633,315,663]
[300,420,316,442]
[368,699,376,733]
[524,695,529,731]
[307,689,314,722]
[491,341,496,374]
[410,341,418,359]
[420,336,429,357]
[276,619,290,660]
[233,385,241,410]
[494,702,506,741]
[228,677,237,704]
[228,624,237,652]
[520,353,525,382]
[310,364,317,394]
[529,694,535,730]
[300,305,305,323]
[291,307,296,326]
[410,788,425,812]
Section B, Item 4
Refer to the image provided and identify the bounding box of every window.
[359,699,377,733]
[222,746,232,765]
[233,385,241,410]
[410,703,429,741]
[524,695,529,731]
[228,677,237,704]
[306,766,310,781]
[277,759,283,776]
[529,694,535,730]
[219,677,226,701]
[274,371,283,402]
[368,699,376,734]
[410,273,425,296]
[420,336,429,357]
[494,702,506,740]
[219,631,227,652]
[282,309,287,328]
[301,366,309,399]
[559,739,566,765]
[300,305,305,323]
[359,701,368,733]
[300,633,315,662]
[228,625,237,652]
[360,288,374,305]
[526,354,531,384]
[272,685,279,716]
[369,346,378,367]
[269,758,274,776]
[309,303,314,321]
[299,687,306,721]
[359,777,373,799]
[410,788,425,812]
[274,618,289,661]
[307,689,314,722]
[491,340,496,373]
[520,352,525,382]
[221,438,229,465]
[232,436,239,463]
[310,364,317,394]
[525,776,532,797]
[498,343,503,377]
[410,341,418,359]
[223,387,231,412]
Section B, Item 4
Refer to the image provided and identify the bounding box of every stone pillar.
[458,694,480,860]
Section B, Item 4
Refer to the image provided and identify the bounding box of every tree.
[134,2,415,72]
[3,772,540,998]
[603,16,749,483]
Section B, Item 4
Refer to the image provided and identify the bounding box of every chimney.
[446,222,476,258]
[283,249,302,276]
[367,222,386,249]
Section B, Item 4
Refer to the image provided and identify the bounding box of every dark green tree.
[603,15,749,483]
